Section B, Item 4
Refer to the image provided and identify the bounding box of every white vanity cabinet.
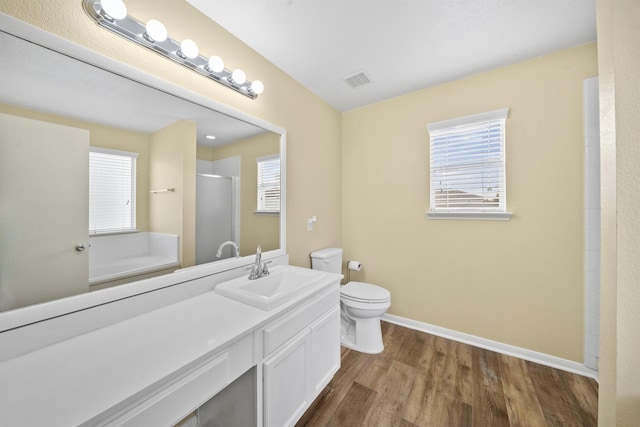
[0,265,342,427]
[261,286,340,427]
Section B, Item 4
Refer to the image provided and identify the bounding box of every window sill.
[425,212,513,221]
[254,211,280,216]
[90,229,140,237]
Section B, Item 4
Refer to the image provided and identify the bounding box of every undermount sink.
[214,265,325,310]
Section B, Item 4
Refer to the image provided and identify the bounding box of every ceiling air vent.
[343,69,371,89]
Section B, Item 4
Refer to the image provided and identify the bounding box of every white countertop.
[0,292,268,426]
[0,263,341,427]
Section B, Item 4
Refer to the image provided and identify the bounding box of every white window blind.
[427,108,509,216]
[256,155,280,213]
[89,147,138,234]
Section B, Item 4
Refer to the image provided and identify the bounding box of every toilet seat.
[341,281,391,304]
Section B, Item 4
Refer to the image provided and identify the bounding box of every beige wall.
[342,43,598,362]
[0,103,152,231]
[210,133,281,256]
[149,120,197,267]
[0,0,343,270]
[597,0,640,425]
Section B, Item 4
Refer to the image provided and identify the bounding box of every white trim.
[279,132,287,253]
[582,76,600,372]
[381,313,598,380]
[427,107,509,132]
[426,211,513,221]
[89,229,141,237]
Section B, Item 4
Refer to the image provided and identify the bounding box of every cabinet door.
[263,330,310,427]
[310,306,341,395]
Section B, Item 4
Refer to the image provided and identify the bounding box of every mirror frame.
[0,13,286,332]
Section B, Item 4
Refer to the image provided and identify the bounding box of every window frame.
[89,146,139,235]
[426,108,512,221]
[255,154,281,215]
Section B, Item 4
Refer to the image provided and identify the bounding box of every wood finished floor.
[296,322,598,427]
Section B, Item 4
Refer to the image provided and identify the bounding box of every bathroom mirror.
[0,21,285,315]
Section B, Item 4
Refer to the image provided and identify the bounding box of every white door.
[0,113,90,311]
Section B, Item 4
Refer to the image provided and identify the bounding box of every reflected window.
[256,154,280,214]
[89,147,138,234]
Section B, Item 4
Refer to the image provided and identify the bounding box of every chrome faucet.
[249,245,269,279]
[216,240,240,258]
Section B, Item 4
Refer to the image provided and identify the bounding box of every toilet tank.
[310,247,343,274]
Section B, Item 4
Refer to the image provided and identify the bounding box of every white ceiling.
[187,0,597,112]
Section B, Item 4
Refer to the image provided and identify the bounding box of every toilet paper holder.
[346,260,362,283]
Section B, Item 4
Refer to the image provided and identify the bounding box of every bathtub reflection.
[89,232,179,290]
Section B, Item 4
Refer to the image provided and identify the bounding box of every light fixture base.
[82,0,260,99]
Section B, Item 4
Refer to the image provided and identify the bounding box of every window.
[89,147,138,234]
[427,108,511,220]
[256,154,280,214]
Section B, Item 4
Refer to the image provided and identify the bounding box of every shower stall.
[195,158,240,265]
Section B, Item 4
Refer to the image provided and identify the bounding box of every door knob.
[75,243,86,252]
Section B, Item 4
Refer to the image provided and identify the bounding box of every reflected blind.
[428,109,508,212]
[89,147,138,234]
[257,155,280,212]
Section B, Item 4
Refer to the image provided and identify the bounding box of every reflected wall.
[149,120,197,268]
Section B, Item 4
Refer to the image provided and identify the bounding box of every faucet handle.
[248,264,260,280]
[261,262,270,276]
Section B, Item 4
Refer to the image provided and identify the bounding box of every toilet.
[310,248,391,354]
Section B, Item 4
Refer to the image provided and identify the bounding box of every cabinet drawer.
[263,287,339,357]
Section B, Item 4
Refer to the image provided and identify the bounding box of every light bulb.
[100,0,127,20]
[231,69,246,85]
[144,19,167,43]
[178,39,199,59]
[250,80,264,95]
[206,56,224,73]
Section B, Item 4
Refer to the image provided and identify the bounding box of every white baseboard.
[381,313,598,380]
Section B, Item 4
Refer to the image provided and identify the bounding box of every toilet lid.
[341,281,390,302]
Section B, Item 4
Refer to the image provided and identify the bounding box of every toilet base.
[340,315,384,354]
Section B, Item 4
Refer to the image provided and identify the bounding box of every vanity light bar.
[82,0,264,99]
